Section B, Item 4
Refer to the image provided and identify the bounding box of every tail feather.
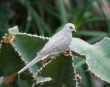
[18,54,49,74]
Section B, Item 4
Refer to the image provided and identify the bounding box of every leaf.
[73,56,85,69]
[0,40,39,87]
[16,79,31,87]
[0,26,49,85]
[0,3,9,37]
[59,0,68,24]
[11,33,48,74]
[0,42,23,76]
[0,42,33,86]
[70,37,90,55]
[78,31,107,37]
[70,37,110,82]
[72,56,94,87]
[36,55,75,87]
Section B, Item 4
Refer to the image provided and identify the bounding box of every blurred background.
[0,0,110,87]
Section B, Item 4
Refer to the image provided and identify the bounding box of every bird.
[18,23,76,74]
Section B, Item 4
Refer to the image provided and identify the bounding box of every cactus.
[0,26,110,87]
[70,37,110,82]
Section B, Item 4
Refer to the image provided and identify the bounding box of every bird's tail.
[18,54,49,74]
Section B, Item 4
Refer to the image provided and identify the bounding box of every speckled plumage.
[18,23,76,74]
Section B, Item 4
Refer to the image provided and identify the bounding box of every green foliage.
[0,27,76,87]
[0,43,23,76]
[36,55,75,87]
[0,3,9,37]
[70,37,110,82]
[0,26,110,87]
[12,33,48,74]
[0,40,33,87]
[0,0,110,87]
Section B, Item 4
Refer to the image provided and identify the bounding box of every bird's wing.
[18,32,64,74]
[40,31,69,54]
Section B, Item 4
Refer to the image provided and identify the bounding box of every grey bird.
[18,23,76,74]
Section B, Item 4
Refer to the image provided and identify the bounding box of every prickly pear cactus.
[0,26,76,87]
[0,26,110,87]
[70,37,110,83]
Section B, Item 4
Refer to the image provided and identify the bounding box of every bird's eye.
[69,26,72,29]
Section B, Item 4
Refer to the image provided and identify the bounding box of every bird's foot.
[63,50,73,56]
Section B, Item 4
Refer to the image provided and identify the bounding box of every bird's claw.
[63,50,73,56]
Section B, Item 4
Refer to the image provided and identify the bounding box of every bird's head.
[64,23,76,32]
